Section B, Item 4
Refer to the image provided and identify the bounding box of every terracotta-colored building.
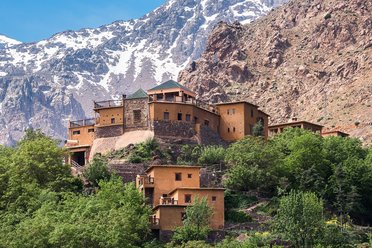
[321,130,349,138]
[136,165,224,241]
[66,80,269,166]
[268,119,323,137]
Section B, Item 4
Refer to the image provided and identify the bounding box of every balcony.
[149,216,160,229]
[69,118,95,128]
[160,197,178,205]
[149,96,219,115]
[94,100,123,110]
[137,175,155,188]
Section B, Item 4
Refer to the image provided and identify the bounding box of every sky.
[0,0,166,43]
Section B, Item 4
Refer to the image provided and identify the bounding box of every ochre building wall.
[170,188,224,229]
[149,166,201,206]
[95,107,124,126]
[68,125,95,146]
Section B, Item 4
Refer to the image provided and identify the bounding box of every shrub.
[198,146,225,166]
[84,155,111,187]
[226,210,252,223]
[128,138,160,163]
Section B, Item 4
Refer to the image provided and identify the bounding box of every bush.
[226,210,252,223]
[224,190,258,210]
[177,145,202,165]
[198,146,225,166]
[128,138,160,163]
[84,155,111,187]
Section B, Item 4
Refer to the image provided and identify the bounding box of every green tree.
[224,136,281,193]
[198,146,225,166]
[252,120,264,137]
[84,155,111,187]
[274,190,324,248]
[173,197,213,243]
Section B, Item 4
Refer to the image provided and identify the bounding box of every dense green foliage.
[274,191,324,247]
[173,197,213,244]
[84,155,111,187]
[0,130,153,248]
[198,146,225,166]
[224,129,372,224]
[252,120,264,137]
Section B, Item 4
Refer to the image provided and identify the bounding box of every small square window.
[178,113,182,121]
[72,130,80,135]
[186,114,191,122]
[185,194,192,203]
[175,173,182,181]
[188,174,192,179]
[212,196,217,202]
[233,127,236,132]
[227,109,230,115]
[88,128,94,133]
[204,120,209,126]
[228,128,230,133]
[164,112,169,120]
[162,194,167,197]
[111,118,115,124]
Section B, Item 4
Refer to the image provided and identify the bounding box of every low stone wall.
[109,161,146,183]
[96,125,123,138]
[152,120,196,138]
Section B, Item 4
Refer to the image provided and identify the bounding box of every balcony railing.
[137,176,155,187]
[149,216,159,229]
[149,97,219,115]
[160,197,178,205]
[69,118,95,128]
[94,100,123,109]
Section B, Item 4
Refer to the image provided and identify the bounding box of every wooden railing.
[160,197,178,205]
[94,100,123,109]
[137,176,155,186]
[69,118,95,128]
[149,98,219,115]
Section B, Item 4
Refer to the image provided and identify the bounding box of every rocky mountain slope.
[179,0,372,143]
[0,0,287,145]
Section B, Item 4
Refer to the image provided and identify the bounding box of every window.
[72,130,80,135]
[178,113,182,121]
[175,173,182,181]
[133,110,141,123]
[111,118,115,124]
[227,109,230,115]
[185,194,192,203]
[181,212,187,221]
[228,128,230,133]
[251,109,254,117]
[232,109,235,114]
[186,114,191,122]
[164,112,169,121]
[212,196,217,202]
[188,174,192,179]
[204,120,209,126]
[162,194,167,197]
[88,128,94,133]
[233,127,236,132]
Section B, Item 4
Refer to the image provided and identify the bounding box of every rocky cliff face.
[0,0,287,145]
[179,0,372,143]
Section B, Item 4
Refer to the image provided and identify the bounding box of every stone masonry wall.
[198,124,228,146]
[124,98,149,129]
[152,120,196,138]
[96,125,123,138]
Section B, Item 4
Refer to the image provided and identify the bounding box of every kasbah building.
[65,79,348,240]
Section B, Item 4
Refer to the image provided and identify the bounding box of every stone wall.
[152,120,196,138]
[109,161,146,183]
[198,124,228,146]
[95,125,123,138]
[124,98,149,129]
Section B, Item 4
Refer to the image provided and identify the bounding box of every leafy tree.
[274,190,324,248]
[252,120,264,137]
[84,155,111,187]
[224,136,281,193]
[177,145,201,165]
[173,197,213,243]
[198,146,225,166]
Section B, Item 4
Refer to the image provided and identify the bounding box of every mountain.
[179,0,372,143]
[0,35,21,50]
[0,0,288,145]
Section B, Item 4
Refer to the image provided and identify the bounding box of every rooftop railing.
[69,118,95,128]
[149,97,219,115]
[160,197,178,205]
[137,176,155,187]
[94,100,123,109]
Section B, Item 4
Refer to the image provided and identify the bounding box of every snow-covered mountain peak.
[0,0,287,145]
[0,34,21,49]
